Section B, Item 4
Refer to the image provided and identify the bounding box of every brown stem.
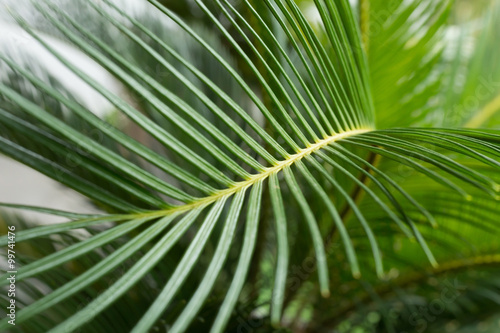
[316,253,500,330]
[326,150,380,248]
[282,151,380,311]
[359,0,370,54]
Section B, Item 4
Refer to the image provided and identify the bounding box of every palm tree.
[1,0,499,332]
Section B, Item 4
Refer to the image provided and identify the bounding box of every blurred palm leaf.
[0,0,499,332]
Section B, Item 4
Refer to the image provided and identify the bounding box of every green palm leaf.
[0,0,499,332]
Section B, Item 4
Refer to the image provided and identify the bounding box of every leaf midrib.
[143,128,373,217]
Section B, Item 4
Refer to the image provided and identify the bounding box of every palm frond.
[0,0,499,332]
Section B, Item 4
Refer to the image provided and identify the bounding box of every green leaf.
[1,0,500,332]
